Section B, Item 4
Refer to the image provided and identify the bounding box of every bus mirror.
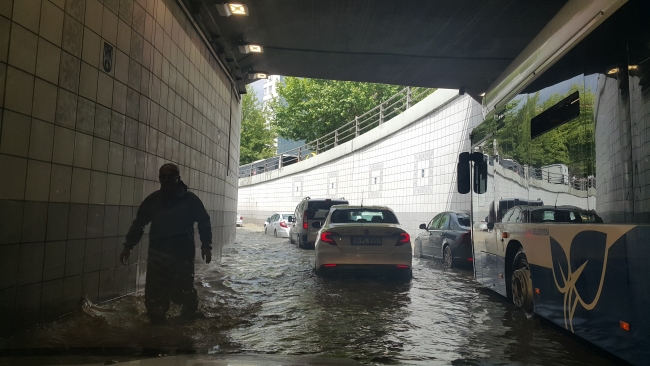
[457,152,471,194]
[473,152,488,194]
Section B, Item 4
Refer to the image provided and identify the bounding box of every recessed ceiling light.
[628,65,638,71]
[607,67,619,75]
[479,92,486,97]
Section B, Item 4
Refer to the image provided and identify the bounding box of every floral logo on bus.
[550,231,608,332]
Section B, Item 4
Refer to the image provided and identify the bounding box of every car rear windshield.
[306,200,348,219]
[457,214,471,227]
[330,209,399,224]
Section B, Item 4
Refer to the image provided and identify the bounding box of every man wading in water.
[120,163,212,324]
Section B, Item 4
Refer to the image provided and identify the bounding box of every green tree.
[494,83,596,177]
[268,78,408,142]
[239,85,276,165]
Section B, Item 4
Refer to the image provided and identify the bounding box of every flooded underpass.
[0,225,617,365]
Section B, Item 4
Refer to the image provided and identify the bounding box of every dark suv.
[289,197,349,249]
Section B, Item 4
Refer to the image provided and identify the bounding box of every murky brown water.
[0,226,616,365]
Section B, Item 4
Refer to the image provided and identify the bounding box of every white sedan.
[236,213,243,227]
[264,213,294,238]
[314,205,412,279]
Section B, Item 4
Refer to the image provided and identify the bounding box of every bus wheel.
[512,249,535,319]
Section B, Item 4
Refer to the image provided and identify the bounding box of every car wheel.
[274,229,277,237]
[443,245,454,269]
[398,269,412,281]
[512,248,536,319]
[298,236,305,249]
[289,232,295,244]
[264,227,267,235]
[414,240,422,258]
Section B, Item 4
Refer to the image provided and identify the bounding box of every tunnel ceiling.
[183,0,568,97]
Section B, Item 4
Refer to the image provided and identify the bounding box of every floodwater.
[0,225,616,365]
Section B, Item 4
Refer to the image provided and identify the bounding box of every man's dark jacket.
[124,181,212,259]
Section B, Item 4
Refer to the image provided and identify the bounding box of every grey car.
[414,211,473,268]
[289,197,348,249]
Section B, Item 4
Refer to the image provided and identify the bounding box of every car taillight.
[280,221,287,228]
[320,231,336,245]
[303,211,308,229]
[461,232,471,245]
[240,216,243,220]
[396,232,410,246]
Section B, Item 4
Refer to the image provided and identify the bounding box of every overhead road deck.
[180,0,567,98]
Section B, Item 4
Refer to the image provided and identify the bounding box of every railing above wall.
[239,86,433,177]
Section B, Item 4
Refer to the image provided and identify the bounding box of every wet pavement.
[0,225,616,365]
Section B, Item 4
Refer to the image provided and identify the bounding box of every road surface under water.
[0,225,616,365]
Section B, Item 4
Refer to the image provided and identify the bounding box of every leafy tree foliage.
[239,85,276,165]
[268,78,405,142]
[483,82,596,177]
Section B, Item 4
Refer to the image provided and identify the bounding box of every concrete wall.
[0,0,240,335]
[237,90,483,239]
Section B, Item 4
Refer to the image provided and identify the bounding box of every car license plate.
[352,236,382,245]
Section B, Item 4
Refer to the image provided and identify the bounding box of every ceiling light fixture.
[216,3,249,17]
[247,72,268,80]
[479,92,486,97]
[628,65,638,71]
[607,67,619,75]
[238,44,263,54]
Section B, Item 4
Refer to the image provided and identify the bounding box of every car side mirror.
[419,223,426,230]
[457,152,471,194]
[487,222,494,230]
[288,217,294,223]
[473,152,488,194]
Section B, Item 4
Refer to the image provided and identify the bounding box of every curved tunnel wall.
[238,90,483,240]
[0,0,240,335]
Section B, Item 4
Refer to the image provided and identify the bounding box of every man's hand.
[120,247,132,265]
[201,248,212,264]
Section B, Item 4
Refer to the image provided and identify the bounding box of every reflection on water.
[0,227,615,365]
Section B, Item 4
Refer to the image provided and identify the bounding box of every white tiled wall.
[238,94,483,239]
[0,0,241,334]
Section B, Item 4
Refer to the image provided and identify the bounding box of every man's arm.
[191,193,213,251]
[120,195,154,265]
[124,195,154,249]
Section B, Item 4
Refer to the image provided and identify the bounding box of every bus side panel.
[495,254,507,297]
[530,226,650,365]
[473,250,485,285]
[625,226,650,365]
[474,247,484,285]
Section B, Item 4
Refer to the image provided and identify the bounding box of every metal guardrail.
[239,86,433,177]
[495,157,595,191]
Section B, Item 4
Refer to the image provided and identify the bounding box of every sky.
[249,79,265,103]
